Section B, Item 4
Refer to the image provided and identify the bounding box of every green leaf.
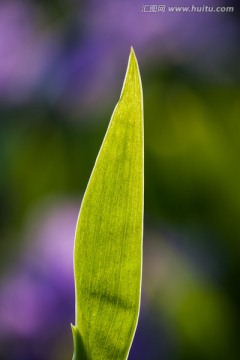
[73,47,144,360]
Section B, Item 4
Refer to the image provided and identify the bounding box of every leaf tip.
[119,46,142,101]
[130,45,135,56]
[129,46,138,69]
[71,324,88,360]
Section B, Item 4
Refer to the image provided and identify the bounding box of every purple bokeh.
[0,1,59,104]
[0,0,237,112]
[45,0,239,115]
[0,199,78,343]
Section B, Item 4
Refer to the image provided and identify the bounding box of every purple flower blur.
[0,1,59,104]
[0,198,79,358]
[46,0,238,114]
[0,0,237,113]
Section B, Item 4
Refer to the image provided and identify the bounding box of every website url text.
[141,4,235,13]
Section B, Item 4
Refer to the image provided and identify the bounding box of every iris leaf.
[73,48,144,360]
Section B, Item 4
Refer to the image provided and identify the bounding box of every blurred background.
[0,0,239,359]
